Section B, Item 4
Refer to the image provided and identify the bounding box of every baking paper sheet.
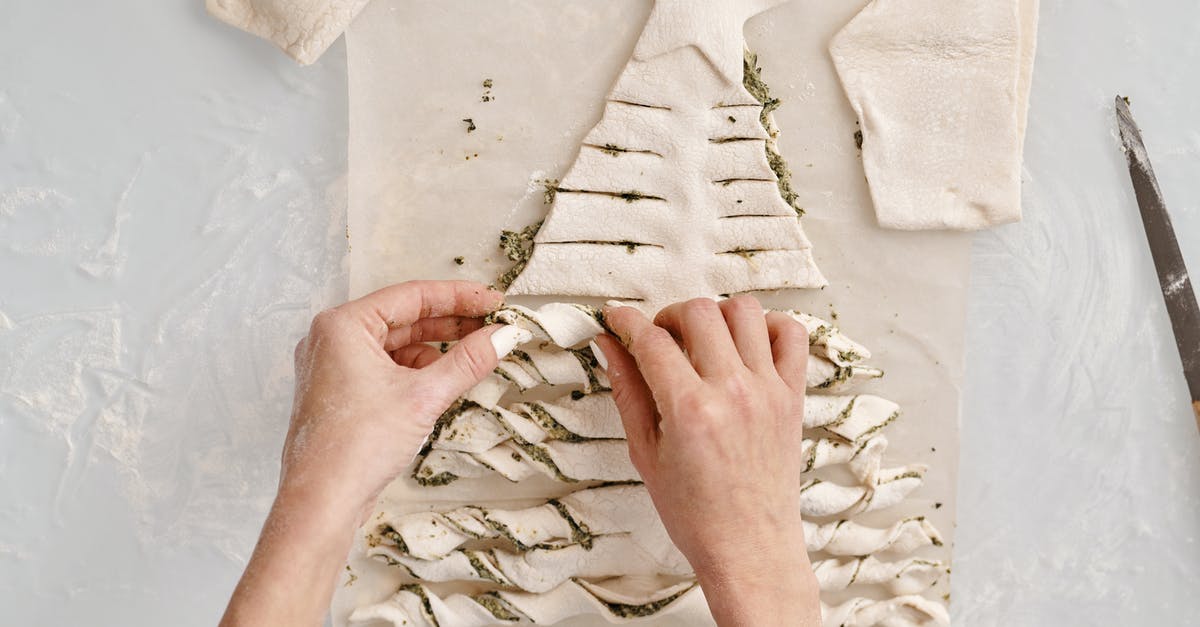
[335,1,968,624]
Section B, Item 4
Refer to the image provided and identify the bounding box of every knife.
[1115,95,1200,432]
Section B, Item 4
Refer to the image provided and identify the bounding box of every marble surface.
[1,1,1197,625]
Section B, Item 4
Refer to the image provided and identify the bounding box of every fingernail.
[490,325,532,359]
[604,300,628,309]
[589,339,609,370]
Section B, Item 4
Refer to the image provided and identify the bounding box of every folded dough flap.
[206,0,370,65]
[830,0,1037,230]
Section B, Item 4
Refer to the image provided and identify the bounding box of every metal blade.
[1115,95,1200,431]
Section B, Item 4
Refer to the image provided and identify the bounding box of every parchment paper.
[335,1,969,624]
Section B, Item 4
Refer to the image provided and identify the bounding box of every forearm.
[694,547,822,627]
[220,485,359,627]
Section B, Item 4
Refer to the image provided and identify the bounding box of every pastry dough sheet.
[338,0,968,624]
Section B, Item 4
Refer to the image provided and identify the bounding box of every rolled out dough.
[830,0,1040,230]
[206,0,370,64]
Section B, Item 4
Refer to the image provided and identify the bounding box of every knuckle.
[769,311,809,343]
[727,294,762,315]
[309,308,347,336]
[684,297,718,314]
[676,392,712,420]
[631,325,672,352]
[722,372,755,402]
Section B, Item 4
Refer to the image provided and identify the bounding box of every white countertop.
[1,1,1197,624]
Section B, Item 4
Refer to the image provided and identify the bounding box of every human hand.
[595,296,821,627]
[283,280,528,524]
[222,280,529,627]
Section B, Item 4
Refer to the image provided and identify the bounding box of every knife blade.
[1115,95,1200,432]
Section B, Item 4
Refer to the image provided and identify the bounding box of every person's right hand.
[594,296,821,627]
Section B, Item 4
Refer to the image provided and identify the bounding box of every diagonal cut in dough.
[830,0,1040,230]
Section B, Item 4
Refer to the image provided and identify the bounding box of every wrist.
[220,482,361,626]
[692,538,820,627]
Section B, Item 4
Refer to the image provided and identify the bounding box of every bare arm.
[220,281,525,626]
[595,296,822,627]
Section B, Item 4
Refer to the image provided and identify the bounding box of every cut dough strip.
[350,579,949,627]
[811,556,946,595]
[484,304,882,392]
[799,465,928,518]
[349,577,700,627]
[415,304,895,486]
[414,399,895,486]
[369,485,942,569]
[805,394,900,444]
[804,516,943,557]
[367,542,943,596]
[821,595,951,627]
[369,535,690,594]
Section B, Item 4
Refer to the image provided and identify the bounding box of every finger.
[603,305,699,395]
[383,316,486,351]
[421,324,531,405]
[653,298,741,376]
[338,281,503,344]
[391,343,444,369]
[766,312,809,394]
[593,334,658,470]
[718,295,773,372]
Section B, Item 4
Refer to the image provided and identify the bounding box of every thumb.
[593,334,658,472]
[422,324,531,406]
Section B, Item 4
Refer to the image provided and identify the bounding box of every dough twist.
[811,556,946,595]
[799,465,927,518]
[350,580,950,627]
[416,386,894,485]
[415,304,895,486]
[803,516,944,557]
[485,303,883,390]
[370,485,942,563]
[350,577,701,626]
[821,595,951,627]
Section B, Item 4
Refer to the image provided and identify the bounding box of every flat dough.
[206,0,369,64]
[506,0,826,309]
[830,0,1039,230]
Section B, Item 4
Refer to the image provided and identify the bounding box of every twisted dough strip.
[367,485,689,594]
[821,595,951,627]
[371,535,691,594]
[350,577,700,626]
[805,394,900,444]
[811,556,946,595]
[799,464,927,518]
[803,516,944,557]
[370,539,941,596]
[370,534,940,599]
[416,385,894,485]
[416,304,897,486]
[487,304,883,391]
[372,487,941,561]
[350,580,949,627]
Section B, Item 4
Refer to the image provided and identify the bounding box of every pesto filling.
[495,220,543,290]
[743,50,804,217]
[548,499,594,548]
[474,593,523,622]
[597,585,694,618]
[400,584,441,627]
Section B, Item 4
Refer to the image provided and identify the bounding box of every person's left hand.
[283,280,528,524]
